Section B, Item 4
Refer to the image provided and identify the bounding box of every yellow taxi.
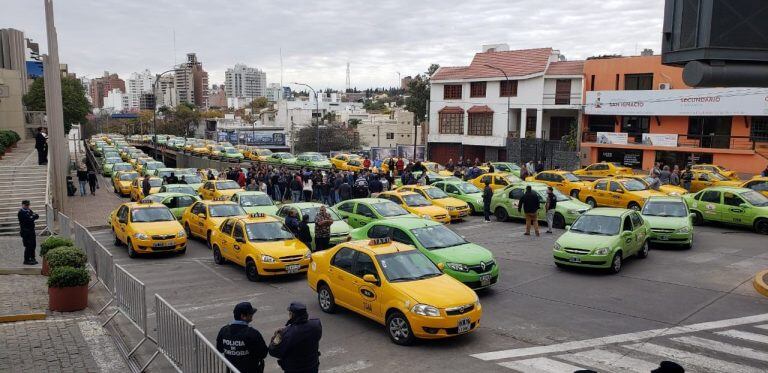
[573,162,634,179]
[378,191,450,224]
[469,172,522,191]
[331,153,361,170]
[578,177,666,210]
[129,177,162,201]
[180,199,247,245]
[742,176,768,197]
[526,170,590,197]
[422,162,453,176]
[397,185,470,220]
[191,142,211,156]
[129,156,151,168]
[112,171,139,197]
[691,164,740,181]
[249,148,273,162]
[620,175,688,196]
[210,213,311,281]
[307,237,482,345]
[689,170,742,193]
[109,200,187,258]
[379,157,407,174]
[198,179,245,200]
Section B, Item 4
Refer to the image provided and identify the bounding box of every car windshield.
[209,204,246,217]
[245,222,294,241]
[216,181,241,190]
[402,194,431,207]
[114,164,132,171]
[256,149,272,156]
[570,215,621,236]
[179,175,201,183]
[377,251,442,282]
[300,207,341,223]
[642,201,688,217]
[305,154,325,161]
[710,172,728,181]
[536,189,570,202]
[106,157,121,164]
[620,179,647,191]
[423,187,448,199]
[239,194,273,207]
[119,173,138,181]
[505,175,522,184]
[410,225,466,250]
[225,148,238,154]
[457,182,481,194]
[131,207,175,222]
[146,163,162,170]
[167,186,197,195]
[372,202,409,217]
[563,173,580,182]
[147,179,163,187]
[741,191,768,206]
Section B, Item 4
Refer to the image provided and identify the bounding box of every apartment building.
[175,53,209,108]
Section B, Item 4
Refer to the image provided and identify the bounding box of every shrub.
[45,247,86,269]
[40,236,75,257]
[0,143,5,156]
[47,266,90,288]
[0,132,12,148]
[9,130,20,143]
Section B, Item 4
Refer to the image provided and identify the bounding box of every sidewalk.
[61,174,123,228]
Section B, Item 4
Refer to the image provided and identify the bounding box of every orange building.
[580,55,768,174]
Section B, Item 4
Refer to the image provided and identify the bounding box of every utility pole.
[484,64,511,137]
[292,82,319,152]
[42,0,66,211]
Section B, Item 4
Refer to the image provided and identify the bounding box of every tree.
[348,119,362,128]
[23,77,91,133]
[404,64,438,126]
[427,63,440,76]
[293,124,363,153]
[249,97,269,111]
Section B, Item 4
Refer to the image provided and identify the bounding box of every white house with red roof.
[427,45,584,164]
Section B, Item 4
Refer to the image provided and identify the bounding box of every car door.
[175,196,197,220]
[444,183,460,197]
[692,173,713,193]
[722,192,748,225]
[592,181,609,206]
[335,202,356,225]
[508,188,525,218]
[191,202,208,236]
[231,222,247,266]
[217,219,236,262]
[620,215,636,255]
[365,224,391,239]
[354,203,377,227]
[550,174,566,192]
[698,190,722,222]
[493,176,509,190]
[607,181,625,208]
[583,164,598,177]
[351,252,382,320]
[630,212,647,251]
[115,206,129,243]
[328,247,359,311]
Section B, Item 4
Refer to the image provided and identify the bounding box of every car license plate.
[658,235,669,241]
[480,275,491,287]
[457,318,471,334]
[569,257,581,263]
[459,210,468,217]
[285,264,301,273]
[153,241,172,248]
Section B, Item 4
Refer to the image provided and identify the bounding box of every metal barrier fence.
[194,329,242,373]
[58,211,72,239]
[143,294,198,372]
[103,264,152,358]
[94,241,114,296]
[41,204,55,236]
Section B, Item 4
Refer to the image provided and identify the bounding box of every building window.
[386,132,394,139]
[555,79,572,105]
[468,113,493,136]
[752,117,768,142]
[624,74,653,90]
[621,116,651,143]
[443,85,462,100]
[438,111,464,134]
[587,115,615,133]
[500,80,518,97]
[470,82,486,98]
[590,75,595,91]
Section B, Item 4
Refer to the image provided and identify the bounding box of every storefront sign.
[598,149,643,168]
[596,132,628,145]
[397,145,425,161]
[217,130,285,146]
[641,133,678,147]
[585,88,768,116]
[370,147,397,161]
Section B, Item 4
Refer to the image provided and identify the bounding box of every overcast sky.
[3,0,664,89]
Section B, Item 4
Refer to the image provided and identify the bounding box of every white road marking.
[622,342,764,373]
[471,312,768,361]
[557,349,658,373]
[78,320,128,372]
[716,329,768,345]
[498,357,584,373]
[321,360,373,373]
[754,324,768,331]
[193,259,236,284]
[672,335,768,362]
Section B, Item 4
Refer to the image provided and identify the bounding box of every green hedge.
[40,236,75,257]
[0,130,19,148]
[48,266,90,288]
[45,247,86,269]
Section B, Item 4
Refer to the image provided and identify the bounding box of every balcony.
[543,92,582,106]
[581,132,757,151]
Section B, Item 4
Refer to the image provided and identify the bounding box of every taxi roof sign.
[248,212,265,218]
[214,196,230,201]
[369,237,391,246]
[138,198,154,204]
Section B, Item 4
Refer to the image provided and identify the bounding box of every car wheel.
[609,252,622,274]
[692,211,704,226]
[628,202,641,211]
[213,245,225,265]
[386,311,415,346]
[178,247,186,255]
[755,219,768,235]
[495,207,508,222]
[570,190,579,198]
[468,204,476,215]
[184,223,192,238]
[245,259,260,282]
[552,213,566,229]
[586,198,597,208]
[113,229,121,246]
[127,239,137,258]
[206,231,212,249]
[637,241,649,258]
[317,283,336,313]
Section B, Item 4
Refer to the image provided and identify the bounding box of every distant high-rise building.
[0,28,29,94]
[208,85,226,108]
[154,75,177,109]
[126,69,155,110]
[401,75,413,91]
[174,53,209,108]
[103,88,129,112]
[139,93,156,111]
[224,63,266,103]
[90,71,125,108]
[266,83,284,102]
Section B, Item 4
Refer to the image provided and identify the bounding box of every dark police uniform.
[18,206,39,263]
[269,302,322,373]
[216,321,268,373]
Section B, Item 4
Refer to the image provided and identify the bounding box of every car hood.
[631,190,667,199]
[642,215,690,230]
[715,180,742,187]
[243,205,279,216]
[132,221,183,234]
[659,185,688,195]
[559,199,591,211]
[433,197,469,209]
[430,243,493,265]
[252,239,309,257]
[410,205,448,216]
[557,231,618,250]
[394,274,477,308]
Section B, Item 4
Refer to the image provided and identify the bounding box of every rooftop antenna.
[345,62,351,92]
[172,28,177,66]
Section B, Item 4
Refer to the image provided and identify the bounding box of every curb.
[0,267,42,275]
[753,270,768,298]
[0,312,47,323]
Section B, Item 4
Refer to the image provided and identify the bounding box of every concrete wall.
[0,68,26,138]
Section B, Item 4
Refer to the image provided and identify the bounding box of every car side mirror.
[689,213,696,221]
[362,274,378,284]
[622,230,631,236]
[197,213,206,219]
[437,262,445,271]
[565,225,571,231]
[739,203,749,209]
[236,237,246,244]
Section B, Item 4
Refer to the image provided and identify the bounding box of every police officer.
[482,180,493,222]
[216,302,268,373]
[269,302,322,373]
[18,200,40,265]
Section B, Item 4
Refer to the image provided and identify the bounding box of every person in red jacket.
[395,158,404,176]
[362,157,371,169]
[237,169,247,188]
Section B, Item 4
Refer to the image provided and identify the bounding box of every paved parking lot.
[89,208,768,372]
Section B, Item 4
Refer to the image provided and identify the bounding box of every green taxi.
[104,161,132,177]
[332,198,416,228]
[295,152,332,169]
[101,157,124,176]
[143,192,201,219]
[490,162,521,177]
[553,208,650,273]
[222,147,245,161]
[350,218,499,289]
[177,173,204,191]
[640,196,694,248]
[683,186,768,234]
[490,182,591,228]
[158,184,199,196]
[267,152,297,166]
[141,161,165,176]
[276,202,351,248]
[432,180,485,214]
[230,191,278,216]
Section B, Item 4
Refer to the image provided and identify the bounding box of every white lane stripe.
[755,324,768,331]
[672,335,768,362]
[78,320,129,372]
[622,342,764,373]
[321,360,374,373]
[498,357,584,373]
[716,330,768,345]
[471,312,768,361]
[557,349,658,373]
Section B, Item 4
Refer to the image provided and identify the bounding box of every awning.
[467,105,494,114]
[438,106,464,114]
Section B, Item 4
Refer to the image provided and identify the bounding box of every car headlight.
[411,304,440,317]
[668,192,680,196]
[261,254,275,263]
[593,247,611,256]
[676,227,690,233]
[445,262,469,272]
[304,250,312,259]
[567,209,579,215]
[553,243,562,251]
[177,230,186,238]
[133,233,148,240]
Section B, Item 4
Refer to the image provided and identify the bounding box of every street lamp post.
[152,69,176,158]
[484,64,511,139]
[292,82,320,152]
